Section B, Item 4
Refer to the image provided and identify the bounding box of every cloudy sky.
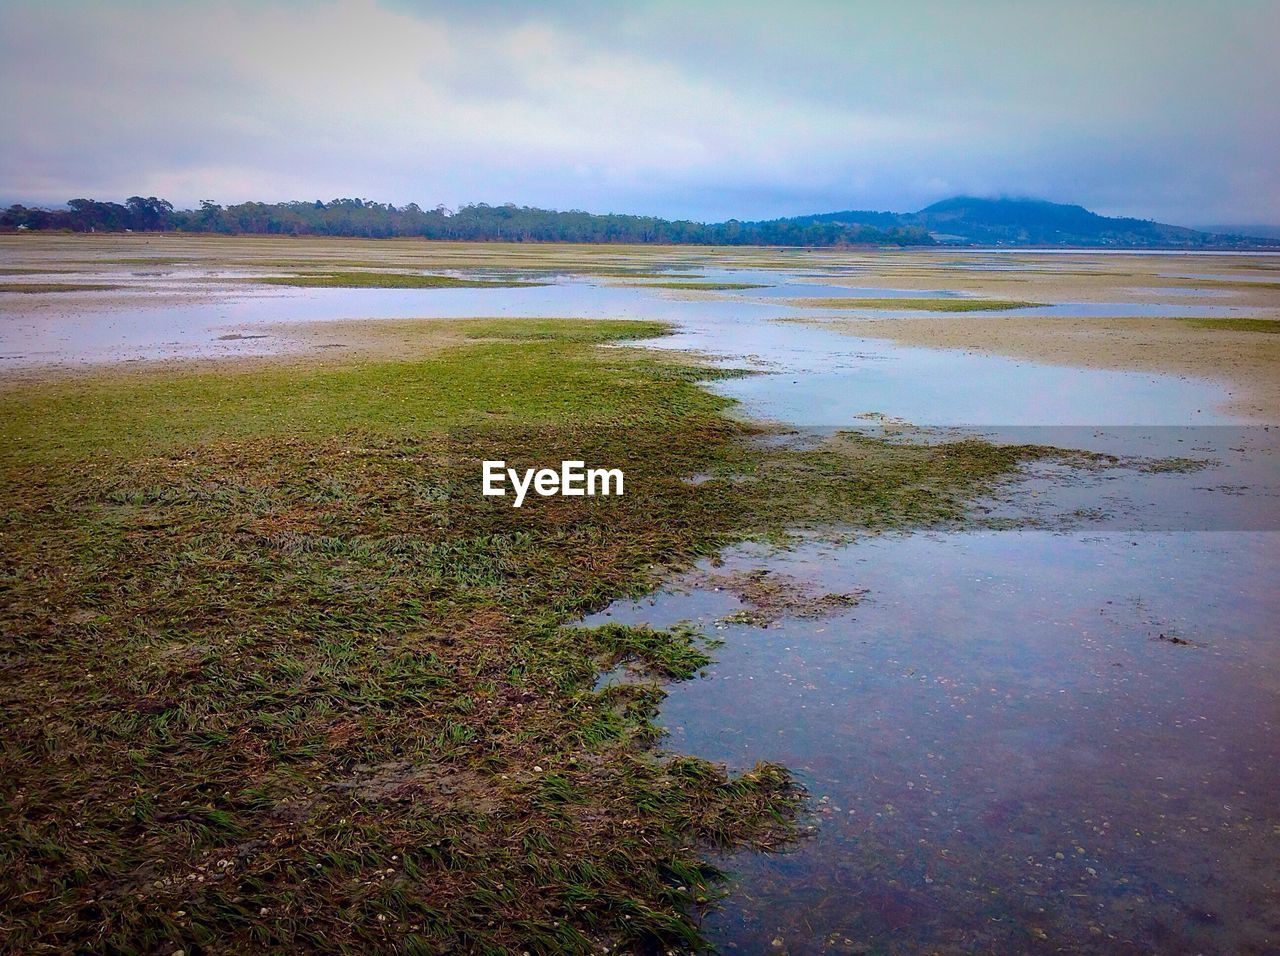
[2,0,1277,225]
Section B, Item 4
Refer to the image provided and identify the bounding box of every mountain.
[780,197,1265,248]
[768,195,1269,248]
[908,197,1218,247]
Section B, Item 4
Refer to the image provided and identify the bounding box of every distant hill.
[780,197,1267,248]
[909,197,1223,247]
[3,194,1272,248]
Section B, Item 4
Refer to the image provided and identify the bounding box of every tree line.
[0,197,935,246]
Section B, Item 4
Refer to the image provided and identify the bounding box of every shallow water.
[706,342,1237,428]
[631,308,1243,428]
[586,529,1280,953]
[633,289,1278,949]
[615,270,1277,950]
[0,269,1264,368]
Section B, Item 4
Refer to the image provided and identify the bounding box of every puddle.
[707,339,1237,427]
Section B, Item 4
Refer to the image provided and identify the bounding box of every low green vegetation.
[250,271,547,290]
[1179,317,1280,333]
[458,318,668,344]
[788,297,1040,312]
[1,319,1078,952]
[0,281,121,293]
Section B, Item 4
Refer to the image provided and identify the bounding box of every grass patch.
[0,319,1076,951]
[249,271,547,289]
[0,319,679,460]
[1179,317,1280,333]
[0,282,121,293]
[458,318,669,344]
[788,297,1040,311]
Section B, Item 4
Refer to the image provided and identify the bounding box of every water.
[586,530,1280,953]
[615,270,1276,951]
[640,289,1277,949]
[633,304,1243,428]
[708,346,1236,427]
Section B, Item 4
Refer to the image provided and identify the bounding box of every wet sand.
[802,314,1280,421]
[796,251,1280,313]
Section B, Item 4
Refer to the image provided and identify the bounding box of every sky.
[2,0,1277,226]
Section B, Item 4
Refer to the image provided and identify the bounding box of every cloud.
[2,0,1277,223]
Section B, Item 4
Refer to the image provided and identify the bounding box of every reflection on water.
[587,529,1280,953]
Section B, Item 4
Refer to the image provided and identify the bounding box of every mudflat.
[3,235,1279,952]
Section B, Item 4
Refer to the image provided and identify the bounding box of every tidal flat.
[1,236,1278,953]
[0,316,1073,953]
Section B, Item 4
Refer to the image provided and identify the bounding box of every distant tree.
[125,196,174,231]
[2,194,943,246]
